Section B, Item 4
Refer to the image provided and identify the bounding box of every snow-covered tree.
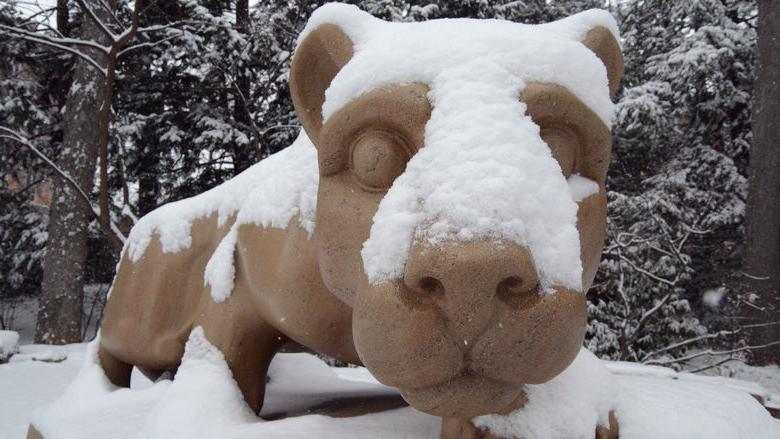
[0,3,61,324]
[587,0,758,366]
[1,0,766,365]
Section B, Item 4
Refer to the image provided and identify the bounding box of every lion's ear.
[290,24,354,143]
[581,26,623,98]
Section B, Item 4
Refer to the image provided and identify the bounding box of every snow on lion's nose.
[403,239,539,345]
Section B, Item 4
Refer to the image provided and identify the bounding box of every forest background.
[1,0,778,371]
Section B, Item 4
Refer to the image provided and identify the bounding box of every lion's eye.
[350,130,410,191]
[540,125,578,178]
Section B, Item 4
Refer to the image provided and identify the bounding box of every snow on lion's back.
[124,132,318,265]
[123,3,618,302]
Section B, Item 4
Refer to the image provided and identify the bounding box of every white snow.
[300,5,618,126]
[702,287,726,308]
[475,348,780,439]
[122,132,318,302]
[126,131,317,263]
[18,330,439,439]
[203,225,240,302]
[474,348,617,439]
[614,375,779,439]
[0,330,20,362]
[124,4,619,299]
[298,4,618,291]
[2,339,779,439]
[568,174,600,202]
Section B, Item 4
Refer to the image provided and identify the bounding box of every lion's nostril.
[418,276,444,295]
[399,275,444,309]
[496,276,540,309]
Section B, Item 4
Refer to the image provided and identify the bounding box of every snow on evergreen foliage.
[588,0,757,363]
[0,4,58,308]
[0,0,762,368]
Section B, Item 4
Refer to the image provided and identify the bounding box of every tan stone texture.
[32,13,628,439]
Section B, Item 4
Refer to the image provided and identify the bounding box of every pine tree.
[588,0,758,365]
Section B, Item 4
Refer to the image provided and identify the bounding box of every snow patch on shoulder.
[203,225,240,302]
[124,132,318,302]
[126,132,318,264]
[201,133,319,302]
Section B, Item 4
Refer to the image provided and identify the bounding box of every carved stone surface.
[37,5,627,439]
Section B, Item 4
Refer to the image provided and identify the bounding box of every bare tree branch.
[618,253,679,287]
[0,127,127,244]
[74,0,118,42]
[644,340,780,366]
[0,25,107,76]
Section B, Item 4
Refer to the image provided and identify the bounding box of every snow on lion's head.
[290,3,623,418]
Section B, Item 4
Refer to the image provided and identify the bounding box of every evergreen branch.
[117,33,179,58]
[0,24,111,53]
[631,292,673,342]
[0,25,107,76]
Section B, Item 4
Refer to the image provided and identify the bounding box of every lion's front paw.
[441,417,495,439]
[595,411,619,439]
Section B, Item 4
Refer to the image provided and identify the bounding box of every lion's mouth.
[398,370,523,418]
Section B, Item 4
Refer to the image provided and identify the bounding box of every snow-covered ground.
[0,340,439,439]
[1,338,778,439]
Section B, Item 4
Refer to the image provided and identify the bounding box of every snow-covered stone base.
[2,333,778,439]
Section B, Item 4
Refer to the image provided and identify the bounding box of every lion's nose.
[403,239,539,344]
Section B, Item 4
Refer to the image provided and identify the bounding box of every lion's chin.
[398,372,523,418]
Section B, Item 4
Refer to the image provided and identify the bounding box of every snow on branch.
[0,25,108,76]
[644,340,780,367]
[0,127,127,245]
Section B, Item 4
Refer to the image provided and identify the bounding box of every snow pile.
[135,327,258,438]
[300,4,617,290]
[123,132,318,302]
[0,330,19,362]
[31,338,170,439]
[25,331,438,439]
[474,348,617,439]
[606,360,780,421]
[300,5,617,125]
[9,338,780,439]
[474,348,780,439]
[615,374,780,439]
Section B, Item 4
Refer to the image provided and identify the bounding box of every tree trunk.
[743,0,780,365]
[233,0,256,173]
[56,0,70,37]
[55,0,72,110]
[34,0,111,344]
